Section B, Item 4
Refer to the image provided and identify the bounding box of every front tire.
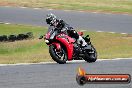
[49,45,67,64]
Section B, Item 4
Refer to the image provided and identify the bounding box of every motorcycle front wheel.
[49,45,67,64]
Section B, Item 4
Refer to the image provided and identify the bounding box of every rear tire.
[49,45,67,64]
[84,44,97,63]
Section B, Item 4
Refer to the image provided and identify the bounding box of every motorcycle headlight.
[45,39,49,43]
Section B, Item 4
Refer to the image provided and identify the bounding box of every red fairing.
[56,34,75,60]
[68,37,75,44]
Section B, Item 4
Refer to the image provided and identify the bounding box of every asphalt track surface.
[0,6,132,88]
[0,6,132,33]
[0,59,132,88]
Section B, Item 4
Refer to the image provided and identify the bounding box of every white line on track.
[20,7,27,9]
[92,12,98,14]
[0,58,131,67]
[47,9,53,11]
[109,32,115,34]
[96,31,104,32]
[121,33,127,34]
[5,22,11,24]
[0,22,129,35]
[33,8,41,10]
[2,6,132,16]
[78,11,84,13]
[0,62,55,67]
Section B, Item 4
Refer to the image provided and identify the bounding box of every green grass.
[0,0,132,14]
[0,24,132,64]
[0,24,52,64]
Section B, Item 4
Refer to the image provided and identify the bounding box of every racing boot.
[78,36,91,50]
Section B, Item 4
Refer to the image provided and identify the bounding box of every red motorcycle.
[43,27,97,64]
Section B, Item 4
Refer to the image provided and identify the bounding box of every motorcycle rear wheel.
[84,44,97,63]
[49,45,67,64]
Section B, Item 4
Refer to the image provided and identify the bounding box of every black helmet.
[46,13,57,26]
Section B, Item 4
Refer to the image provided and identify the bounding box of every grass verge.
[0,24,132,64]
[0,0,132,14]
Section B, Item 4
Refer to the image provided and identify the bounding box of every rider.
[45,13,90,49]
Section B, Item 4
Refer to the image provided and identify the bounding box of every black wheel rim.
[53,47,66,61]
